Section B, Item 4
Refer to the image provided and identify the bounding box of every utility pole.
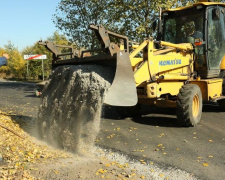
[26,60,29,80]
[42,59,44,81]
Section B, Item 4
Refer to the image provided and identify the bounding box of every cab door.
[207,6,225,72]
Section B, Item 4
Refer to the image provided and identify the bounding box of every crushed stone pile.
[37,65,114,155]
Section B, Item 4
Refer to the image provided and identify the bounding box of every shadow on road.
[102,106,177,119]
[202,104,224,113]
[102,105,183,128]
[132,107,183,128]
[10,114,39,138]
[102,104,225,126]
[24,94,37,98]
[131,116,182,128]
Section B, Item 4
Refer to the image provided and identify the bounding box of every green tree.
[53,0,203,47]
[48,31,73,45]
[22,31,73,80]
[53,0,110,48]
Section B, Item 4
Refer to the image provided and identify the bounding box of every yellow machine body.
[120,1,225,126]
[41,1,225,126]
[220,56,225,70]
[190,79,222,101]
[129,38,223,107]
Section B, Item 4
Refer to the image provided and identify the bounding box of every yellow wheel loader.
[40,1,225,127]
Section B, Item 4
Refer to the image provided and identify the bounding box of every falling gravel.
[37,65,114,155]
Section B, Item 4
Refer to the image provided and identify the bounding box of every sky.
[0,0,62,51]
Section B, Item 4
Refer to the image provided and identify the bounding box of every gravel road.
[0,80,224,180]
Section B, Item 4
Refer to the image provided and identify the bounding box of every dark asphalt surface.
[0,81,224,180]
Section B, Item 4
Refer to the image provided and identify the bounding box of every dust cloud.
[37,65,114,155]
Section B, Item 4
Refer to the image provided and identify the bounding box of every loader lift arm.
[39,25,129,62]
[89,24,129,55]
[39,25,138,107]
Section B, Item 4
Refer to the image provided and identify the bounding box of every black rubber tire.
[176,84,203,127]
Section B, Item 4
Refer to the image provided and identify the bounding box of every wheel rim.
[192,95,200,117]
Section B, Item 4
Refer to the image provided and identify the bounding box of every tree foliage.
[0,32,71,80]
[22,32,72,80]
[0,42,25,78]
[53,0,110,47]
[53,0,208,47]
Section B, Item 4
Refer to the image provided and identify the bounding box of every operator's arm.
[0,56,8,67]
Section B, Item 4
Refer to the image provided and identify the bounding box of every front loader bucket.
[104,51,138,106]
[39,25,138,107]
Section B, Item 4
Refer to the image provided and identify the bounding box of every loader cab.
[161,3,225,78]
